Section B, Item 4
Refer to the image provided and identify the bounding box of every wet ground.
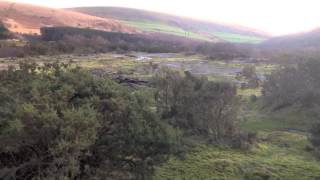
[131,53,271,82]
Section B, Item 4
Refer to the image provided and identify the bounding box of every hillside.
[0,1,135,34]
[262,29,320,49]
[70,7,268,43]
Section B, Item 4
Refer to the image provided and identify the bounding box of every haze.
[6,0,320,36]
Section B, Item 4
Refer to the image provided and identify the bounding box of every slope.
[0,1,135,35]
[262,29,320,49]
[70,7,268,43]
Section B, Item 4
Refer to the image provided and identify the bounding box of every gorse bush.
[0,63,176,179]
[0,63,248,179]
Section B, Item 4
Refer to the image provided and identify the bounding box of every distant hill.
[0,1,135,35]
[262,29,320,49]
[70,7,268,43]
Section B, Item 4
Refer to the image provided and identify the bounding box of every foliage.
[261,60,320,158]
[0,26,258,58]
[40,27,188,53]
[238,65,260,89]
[262,60,320,110]
[152,68,239,143]
[0,63,176,179]
[194,42,253,60]
[0,21,10,40]
[153,131,320,180]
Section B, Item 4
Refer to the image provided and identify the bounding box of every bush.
[310,122,320,157]
[0,63,176,179]
[153,68,239,143]
[262,60,320,110]
[238,65,260,89]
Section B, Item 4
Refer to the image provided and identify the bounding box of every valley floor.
[1,52,318,179]
[153,121,320,180]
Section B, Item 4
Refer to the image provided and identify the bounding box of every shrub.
[239,65,260,89]
[262,60,320,110]
[0,63,176,179]
[153,68,239,143]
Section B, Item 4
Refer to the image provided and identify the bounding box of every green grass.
[123,20,265,44]
[123,21,211,41]
[213,32,266,44]
[153,87,320,180]
[153,131,320,180]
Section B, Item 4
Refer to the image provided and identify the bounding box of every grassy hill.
[0,2,268,43]
[0,1,135,35]
[70,7,268,43]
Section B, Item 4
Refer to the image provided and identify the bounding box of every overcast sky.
[6,0,320,36]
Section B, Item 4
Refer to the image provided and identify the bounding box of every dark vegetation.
[0,27,256,59]
[0,27,189,58]
[262,61,320,110]
[237,65,260,89]
[0,21,11,40]
[195,42,254,60]
[260,30,320,63]
[262,30,320,49]
[262,60,320,156]
[40,27,191,53]
[0,63,175,179]
[153,69,253,148]
[0,63,246,179]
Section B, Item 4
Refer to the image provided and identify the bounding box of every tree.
[153,68,239,142]
[239,65,260,89]
[262,60,320,110]
[0,21,10,39]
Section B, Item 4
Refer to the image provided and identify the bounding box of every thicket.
[262,61,320,110]
[0,26,255,58]
[152,68,254,148]
[40,27,187,53]
[262,60,320,156]
[0,63,249,179]
[0,63,176,179]
[195,42,253,60]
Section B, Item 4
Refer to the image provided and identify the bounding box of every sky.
[6,0,320,36]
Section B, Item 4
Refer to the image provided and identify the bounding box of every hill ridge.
[0,1,135,34]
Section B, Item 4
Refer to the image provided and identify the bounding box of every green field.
[123,21,212,41]
[213,32,266,44]
[153,132,320,180]
[123,20,265,43]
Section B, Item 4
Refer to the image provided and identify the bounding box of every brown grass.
[0,1,137,34]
